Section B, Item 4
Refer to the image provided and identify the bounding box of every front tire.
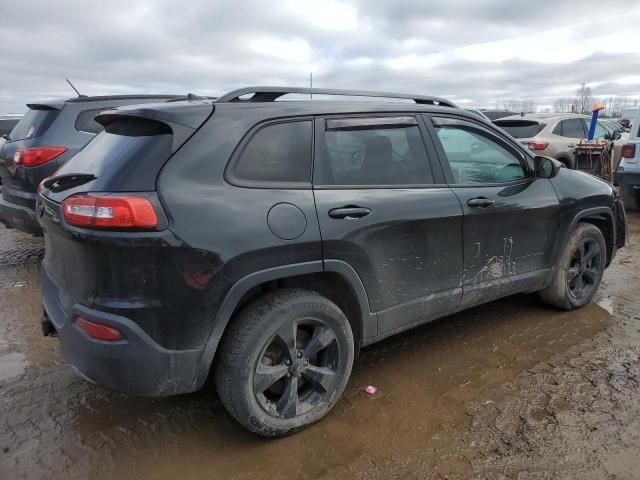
[539,223,606,310]
[215,288,355,437]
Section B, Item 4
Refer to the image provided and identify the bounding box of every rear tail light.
[76,317,122,341]
[13,147,67,167]
[523,141,549,151]
[63,195,158,229]
[621,144,636,159]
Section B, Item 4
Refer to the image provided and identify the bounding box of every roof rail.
[215,86,457,108]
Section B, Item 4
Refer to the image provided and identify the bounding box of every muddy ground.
[1,214,639,480]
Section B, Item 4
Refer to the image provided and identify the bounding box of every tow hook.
[41,312,58,337]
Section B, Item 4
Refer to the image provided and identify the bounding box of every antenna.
[65,78,83,97]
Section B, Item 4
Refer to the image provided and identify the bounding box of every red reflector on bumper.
[76,317,123,341]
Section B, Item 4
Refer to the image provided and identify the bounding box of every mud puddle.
[1,215,639,479]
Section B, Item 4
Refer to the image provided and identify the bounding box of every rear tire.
[215,288,354,437]
[539,223,606,310]
[619,185,639,211]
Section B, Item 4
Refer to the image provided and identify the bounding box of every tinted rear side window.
[493,120,545,138]
[9,107,60,141]
[317,118,433,186]
[553,119,585,139]
[228,120,312,187]
[75,108,107,134]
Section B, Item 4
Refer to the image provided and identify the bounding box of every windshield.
[9,107,60,141]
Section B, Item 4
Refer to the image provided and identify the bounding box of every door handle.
[328,206,371,219]
[568,144,575,148]
[467,197,495,208]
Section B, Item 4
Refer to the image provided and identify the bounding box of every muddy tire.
[539,223,607,310]
[619,185,639,211]
[215,288,354,437]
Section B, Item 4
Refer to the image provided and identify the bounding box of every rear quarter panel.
[156,105,323,321]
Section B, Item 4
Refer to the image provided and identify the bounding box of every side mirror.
[535,156,561,179]
[612,131,622,140]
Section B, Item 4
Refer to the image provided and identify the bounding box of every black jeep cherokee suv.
[37,87,627,437]
[0,94,182,235]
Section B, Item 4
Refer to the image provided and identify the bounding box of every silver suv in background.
[494,114,625,169]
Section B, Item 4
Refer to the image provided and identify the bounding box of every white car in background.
[615,112,640,210]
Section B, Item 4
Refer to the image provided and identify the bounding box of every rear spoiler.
[26,101,65,111]
[96,101,214,152]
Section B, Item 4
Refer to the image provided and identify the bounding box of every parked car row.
[18,86,626,437]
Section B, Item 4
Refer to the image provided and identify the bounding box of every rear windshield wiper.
[44,173,96,193]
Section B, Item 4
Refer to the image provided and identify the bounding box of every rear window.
[553,119,585,139]
[227,120,312,187]
[9,107,60,141]
[53,118,173,192]
[494,120,545,138]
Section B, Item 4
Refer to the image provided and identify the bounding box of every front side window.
[228,120,312,186]
[316,117,433,186]
[433,118,527,184]
[581,119,608,140]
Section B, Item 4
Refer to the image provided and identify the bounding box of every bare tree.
[502,98,535,113]
[502,99,519,112]
[553,97,572,113]
[575,82,593,114]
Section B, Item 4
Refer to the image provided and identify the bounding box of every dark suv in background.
[0,94,181,234]
[0,115,21,138]
[37,87,627,437]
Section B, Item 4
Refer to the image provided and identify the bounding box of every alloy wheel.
[254,319,341,419]
[567,238,603,301]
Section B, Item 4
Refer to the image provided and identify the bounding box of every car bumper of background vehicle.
[42,268,210,397]
[0,190,42,235]
[615,172,640,186]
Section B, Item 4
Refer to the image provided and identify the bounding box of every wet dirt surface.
[1,216,639,479]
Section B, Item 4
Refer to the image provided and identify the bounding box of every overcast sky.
[1,0,640,113]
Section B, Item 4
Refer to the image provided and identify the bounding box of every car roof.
[102,87,492,126]
[123,98,480,119]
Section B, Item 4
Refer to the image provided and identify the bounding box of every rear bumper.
[0,189,41,235]
[614,171,640,186]
[42,267,214,396]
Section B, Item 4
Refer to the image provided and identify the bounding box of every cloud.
[0,0,639,113]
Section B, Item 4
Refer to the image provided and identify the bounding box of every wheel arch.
[560,207,616,267]
[199,260,373,380]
